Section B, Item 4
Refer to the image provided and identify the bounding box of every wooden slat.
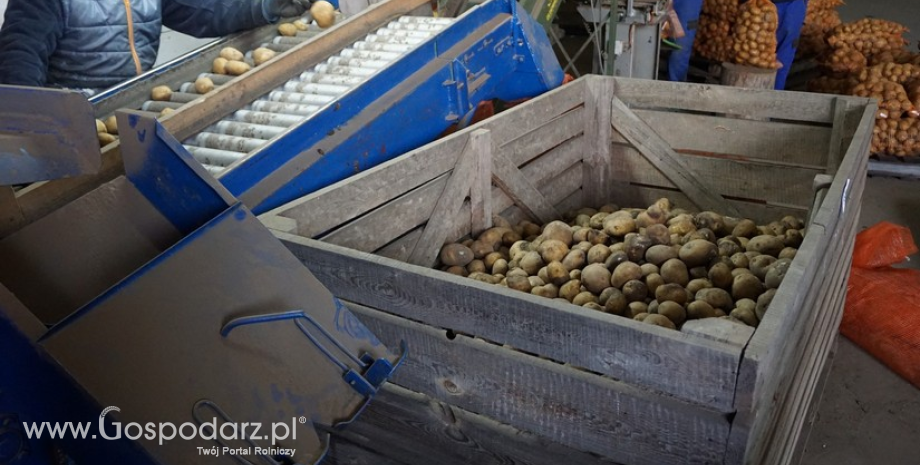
[790,340,839,465]
[609,97,740,216]
[825,97,850,175]
[347,302,732,465]
[278,234,744,412]
[490,149,560,224]
[582,76,615,206]
[408,130,486,267]
[470,130,493,236]
[609,142,821,207]
[331,384,618,465]
[499,162,583,226]
[631,109,832,166]
[376,229,422,262]
[611,76,837,123]
[0,187,25,238]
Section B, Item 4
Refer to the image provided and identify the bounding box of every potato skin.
[440,244,474,267]
[225,60,251,76]
[150,85,172,101]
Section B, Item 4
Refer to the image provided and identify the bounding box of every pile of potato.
[818,47,866,75]
[730,0,781,69]
[850,79,916,117]
[826,18,909,57]
[797,0,843,58]
[437,199,804,331]
[94,116,118,147]
[694,0,738,63]
[873,117,920,156]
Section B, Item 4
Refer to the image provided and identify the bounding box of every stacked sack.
[797,0,843,58]
[807,18,920,157]
[694,0,739,63]
[730,0,781,69]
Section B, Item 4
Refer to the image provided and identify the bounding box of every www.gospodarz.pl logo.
[21,406,303,457]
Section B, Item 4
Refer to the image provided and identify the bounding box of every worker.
[0,0,310,93]
[772,0,808,90]
[666,0,705,82]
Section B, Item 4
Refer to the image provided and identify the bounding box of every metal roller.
[141,101,184,112]
[230,109,307,127]
[314,63,382,77]
[199,73,235,85]
[202,163,228,174]
[338,49,402,61]
[267,90,336,105]
[397,16,452,25]
[189,132,268,153]
[247,100,320,116]
[296,72,364,86]
[169,91,202,103]
[375,29,433,39]
[326,57,390,69]
[213,121,287,140]
[186,146,247,166]
[265,43,296,53]
[295,30,323,38]
[273,36,312,45]
[352,41,414,53]
[386,21,445,32]
[364,34,425,45]
[282,81,351,96]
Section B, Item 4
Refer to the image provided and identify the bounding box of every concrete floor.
[799,1,920,464]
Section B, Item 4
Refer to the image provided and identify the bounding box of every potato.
[658,301,687,326]
[559,280,582,302]
[539,239,569,263]
[445,266,467,277]
[159,108,175,118]
[502,230,523,247]
[603,289,629,316]
[278,23,298,36]
[647,300,660,315]
[150,85,173,101]
[746,235,785,257]
[541,261,567,287]
[532,285,558,299]
[694,211,724,233]
[633,313,650,322]
[660,258,690,287]
[655,283,688,306]
[293,19,309,31]
[695,287,734,311]
[611,261,642,288]
[778,247,798,260]
[212,57,229,74]
[569,269,581,281]
[103,115,118,135]
[573,241,593,254]
[609,242,626,253]
[583,302,604,312]
[194,76,215,94]
[687,300,718,320]
[519,251,544,276]
[684,228,716,244]
[556,249,582,272]
[731,306,759,327]
[603,214,636,237]
[624,233,653,262]
[440,243,474,267]
[668,216,696,236]
[732,273,765,300]
[644,314,677,330]
[541,221,574,246]
[718,238,742,257]
[586,244,611,265]
[765,258,793,289]
[732,267,754,278]
[640,263,659,277]
[784,229,804,248]
[628,301,649,318]
[521,221,541,238]
[574,214,591,228]
[467,259,486,274]
[492,259,508,276]
[586,230,610,246]
[749,255,777,280]
[730,252,750,269]
[311,0,337,28]
[97,132,117,147]
[622,280,649,303]
[478,227,508,249]
[573,292,598,306]
[95,119,106,133]
[507,268,528,278]
[680,239,718,267]
[756,288,777,320]
[219,47,244,62]
[225,60,251,76]
[509,240,532,261]
[470,240,495,259]
[687,278,713,295]
[708,262,734,290]
[645,273,665,294]
[645,244,678,265]
[468,272,498,284]
[582,264,612,294]
[481,252,502,271]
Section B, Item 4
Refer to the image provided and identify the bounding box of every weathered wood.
[720,62,777,90]
[681,319,755,349]
[408,132,482,267]
[609,97,740,216]
[631,109,832,167]
[331,384,619,465]
[499,162,582,226]
[826,97,850,175]
[582,76,615,206]
[278,234,744,412]
[612,77,836,123]
[347,302,732,465]
[608,141,822,207]
[490,149,560,224]
[470,130,493,236]
[376,229,422,262]
[790,339,838,465]
[0,187,25,238]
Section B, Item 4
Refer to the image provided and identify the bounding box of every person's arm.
[162,0,273,38]
[0,0,65,87]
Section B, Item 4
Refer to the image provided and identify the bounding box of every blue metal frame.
[215,0,563,213]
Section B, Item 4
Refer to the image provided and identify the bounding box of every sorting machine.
[4,0,563,234]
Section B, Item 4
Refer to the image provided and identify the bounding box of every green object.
[516,0,564,29]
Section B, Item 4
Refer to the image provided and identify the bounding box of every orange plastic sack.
[851,221,919,268]
[840,222,920,389]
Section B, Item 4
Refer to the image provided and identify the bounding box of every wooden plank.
[470,130,493,236]
[331,384,618,465]
[609,142,821,207]
[498,162,582,226]
[278,234,744,412]
[790,339,838,465]
[490,148,561,224]
[407,131,484,267]
[346,302,732,465]
[0,187,25,238]
[826,97,850,175]
[263,103,584,239]
[376,229,422,262]
[582,76,615,206]
[320,137,583,252]
[162,0,431,141]
[631,109,832,167]
[608,180,809,224]
[609,97,740,216]
[612,77,838,123]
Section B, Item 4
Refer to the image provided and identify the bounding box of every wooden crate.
[261,76,875,465]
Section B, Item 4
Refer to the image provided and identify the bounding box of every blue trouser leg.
[667,0,705,82]
[774,0,808,89]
